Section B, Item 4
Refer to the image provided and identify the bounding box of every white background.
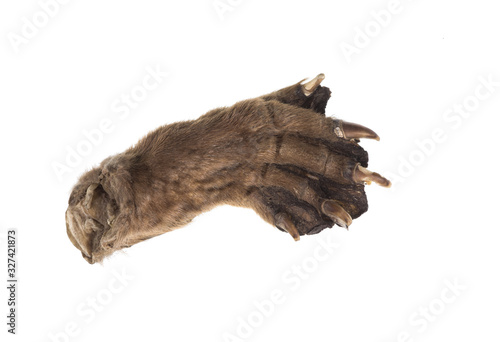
[1,0,499,341]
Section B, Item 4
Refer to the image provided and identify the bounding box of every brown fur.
[66,77,370,264]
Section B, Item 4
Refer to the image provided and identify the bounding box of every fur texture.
[66,77,374,264]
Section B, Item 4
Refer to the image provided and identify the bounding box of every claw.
[353,164,391,187]
[321,200,352,229]
[336,121,380,141]
[275,213,300,241]
[301,73,325,96]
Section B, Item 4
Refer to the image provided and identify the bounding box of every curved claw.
[335,121,380,141]
[353,164,391,187]
[301,73,325,96]
[275,213,300,241]
[321,200,352,229]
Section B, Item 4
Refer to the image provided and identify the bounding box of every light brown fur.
[66,76,373,263]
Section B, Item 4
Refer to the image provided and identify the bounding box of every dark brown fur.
[66,77,370,264]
